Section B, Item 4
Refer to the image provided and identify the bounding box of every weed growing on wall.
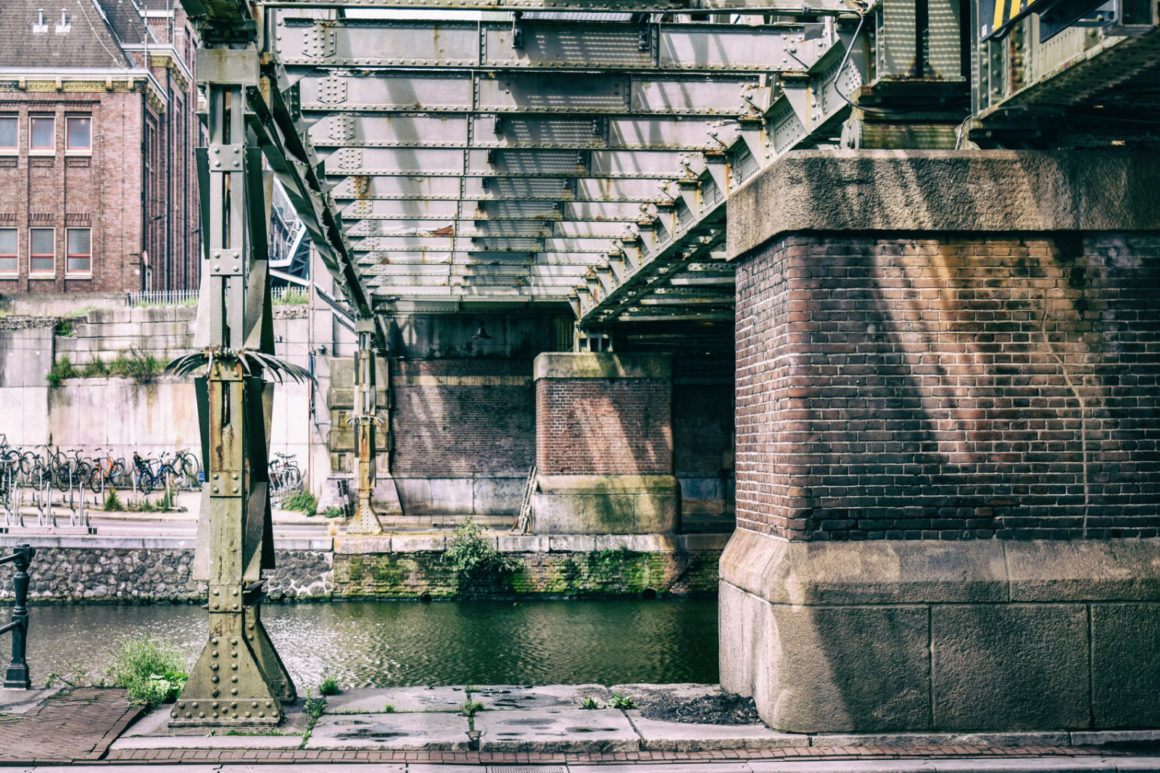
[45,355,78,387]
[444,518,521,594]
[103,488,123,512]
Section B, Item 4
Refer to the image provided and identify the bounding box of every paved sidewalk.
[2,684,1158,770]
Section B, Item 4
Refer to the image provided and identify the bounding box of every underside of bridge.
[174,0,1160,733]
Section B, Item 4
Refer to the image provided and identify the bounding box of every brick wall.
[735,233,1160,541]
[0,73,198,294]
[673,359,732,477]
[390,359,535,477]
[536,378,672,476]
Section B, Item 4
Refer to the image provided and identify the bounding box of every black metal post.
[4,544,34,689]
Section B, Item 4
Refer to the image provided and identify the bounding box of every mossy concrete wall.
[332,533,724,598]
[0,534,725,602]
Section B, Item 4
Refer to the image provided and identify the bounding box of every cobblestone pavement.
[0,687,139,763]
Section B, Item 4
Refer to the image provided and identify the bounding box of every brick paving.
[98,745,1118,766]
[0,687,140,763]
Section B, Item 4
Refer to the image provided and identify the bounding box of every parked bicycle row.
[0,441,201,495]
[0,436,303,497]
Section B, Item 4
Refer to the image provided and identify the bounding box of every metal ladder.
[511,464,536,534]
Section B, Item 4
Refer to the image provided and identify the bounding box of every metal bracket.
[208,471,244,498]
[209,144,245,171]
[210,249,243,276]
[208,584,244,613]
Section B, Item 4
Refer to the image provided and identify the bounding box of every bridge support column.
[170,47,295,726]
[532,352,677,534]
[347,319,384,534]
[723,149,1160,733]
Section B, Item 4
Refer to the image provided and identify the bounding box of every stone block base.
[719,530,1160,733]
[532,475,678,534]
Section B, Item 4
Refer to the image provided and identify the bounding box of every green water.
[25,599,718,689]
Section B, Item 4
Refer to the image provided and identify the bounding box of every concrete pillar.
[722,149,1160,733]
[532,352,678,534]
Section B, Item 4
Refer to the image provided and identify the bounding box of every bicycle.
[132,453,179,496]
[269,453,302,494]
[87,448,127,494]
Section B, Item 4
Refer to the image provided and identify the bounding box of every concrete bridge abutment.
[720,149,1160,732]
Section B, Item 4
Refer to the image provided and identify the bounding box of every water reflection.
[26,599,718,688]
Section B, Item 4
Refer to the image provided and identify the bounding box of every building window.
[30,116,54,153]
[0,229,16,275]
[66,116,91,152]
[66,228,91,275]
[0,117,16,153]
[29,228,54,275]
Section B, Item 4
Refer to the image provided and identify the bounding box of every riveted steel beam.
[261,0,848,12]
[308,114,743,151]
[275,18,825,74]
[296,71,767,116]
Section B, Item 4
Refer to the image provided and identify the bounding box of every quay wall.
[0,534,725,602]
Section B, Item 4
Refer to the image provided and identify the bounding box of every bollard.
[0,544,35,689]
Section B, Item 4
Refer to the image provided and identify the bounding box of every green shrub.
[283,490,318,514]
[103,488,123,512]
[323,506,345,518]
[579,697,601,710]
[444,518,519,591]
[46,356,78,387]
[108,636,188,708]
[459,700,484,717]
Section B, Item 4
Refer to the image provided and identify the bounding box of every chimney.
[55,8,71,34]
[33,8,48,33]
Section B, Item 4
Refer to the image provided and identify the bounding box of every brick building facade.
[0,0,199,295]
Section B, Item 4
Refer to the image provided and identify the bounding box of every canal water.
[25,599,718,689]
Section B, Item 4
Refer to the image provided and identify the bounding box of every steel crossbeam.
[260,0,848,11]
[308,115,743,151]
[276,18,831,74]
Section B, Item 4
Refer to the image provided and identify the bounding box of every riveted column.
[347,318,384,534]
[170,41,294,727]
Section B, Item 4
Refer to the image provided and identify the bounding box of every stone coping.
[720,530,1160,605]
[533,352,672,380]
[0,532,728,554]
[727,149,1160,261]
[537,474,679,494]
[335,531,729,555]
[0,535,330,551]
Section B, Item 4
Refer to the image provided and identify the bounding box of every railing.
[126,289,199,307]
[0,544,34,689]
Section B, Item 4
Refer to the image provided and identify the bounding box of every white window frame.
[29,227,55,277]
[65,115,91,155]
[65,227,92,277]
[0,228,17,277]
[28,115,55,155]
[0,116,17,155]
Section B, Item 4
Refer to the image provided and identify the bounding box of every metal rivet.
[191,702,199,709]
[232,676,238,683]
[252,701,258,708]
[211,650,218,658]
[231,664,238,670]
[211,676,219,683]
[231,689,238,696]
[212,589,220,596]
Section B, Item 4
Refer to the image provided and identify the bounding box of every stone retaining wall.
[0,535,725,602]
